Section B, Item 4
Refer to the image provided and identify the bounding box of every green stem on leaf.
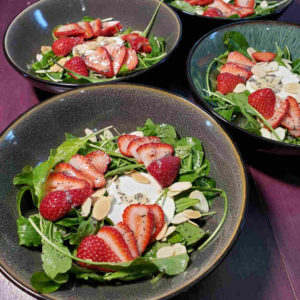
[104,164,144,178]
[142,0,164,37]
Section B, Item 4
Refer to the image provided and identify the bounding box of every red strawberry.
[148,204,165,242]
[104,44,127,75]
[217,72,245,95]
[77,21,94,39]
[101,21,123,36]
[234,0,255,8]
[40,188,93,221]
[115,222,139,259]
[123,48,138,71]
[208,0,238,17]
[69,154,105,188]
[188,0,214,5]
[76,235,121,271]
[54,23,85,38]
[45,172,90,195]
[69,36,84,47]
[220,63,252,80]
[122,34,152,53]
[54,162,94,187]
[86,150,111,174]
[84,47,114,78]
[123,204,154,255]
[252,52,277,62]
[117,134,140,156]
[227,51,255,69]
[97,226,133,261]
[137,143,174,167]
[64,57,89,79]
[229,5,255,17]
[52,38,74,56]
[147,155,181,188]
[90,19,102,37]
[127,136,161,160]
[267,98,289,128]
[203,8,223,17]
[281,96,300,137]
[248,88,276,119]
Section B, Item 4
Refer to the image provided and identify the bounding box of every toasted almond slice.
[251,65,266,78]
[41,45,52,54]
[92,196,112,221]
[156,246,175,258]
[106,175,118,188]
[171,213,188,225]
[260,128,271,139]
[190,190,209,213]
[168,182,192,192]
[131,172,150,184]
[172,243,187,255]
[81,197,92,217]
[265,61,279,72]
[284,83,300,94]
[183,209,202,219]
[164,226,176,238]
[195,7,204,14]
[247,47,256,59]
[233,83,246,93]
[271,127,286,141]
[84,128,97,142]
[50,57,69,72]
[36,54,43,62]
[188,220,199,227]
[167,190,181,197]
[260,0,268,8]
[103,129,114,140]
[129,130,144,137]
[156,222,168,240]
[90,187,107,205]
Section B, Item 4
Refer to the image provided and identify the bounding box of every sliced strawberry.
[122,48,138,71]
[45,172,90,195]
[267,99,289,129]
[208,0,238,17]
[104,44,127,75]
[122,33,152,53]
[187,0,214,5]
[52,38,74,56]
[86,150,111,174]
[203,8,223,16]
[54,23,85,38]
[127,136,161,160]
[220,62,252,80]
[67,187,94,207]
[101,21,123,37]
[97,226,133,261]
[69,36,84,47]
[281,96,300,137]
[137,143,174,167]
[252,52,277,62]
[123,204,154,255]
[54,162,94,187]
[148,204,165,242]
[77,235,121,271]
[115,222,139,259]
[117,135,140,156]
[147,155,181,188]
[227,51,255,69]
[90,19,102,37]
[78,21,94,39]
[84,47,114,78]
[234,0,255,8]
[229,5,255,17]
[217,72,245,95]
[69,154,105,188]
[64,56,89,79]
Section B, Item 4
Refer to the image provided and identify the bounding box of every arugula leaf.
[32,51,58,71]
[175,222,207,246]
[82,16,94,22]
[223,31,250,58]
[177,171,200,183]
[31,272,64,293]
[151,254,189,275]
[170,0,196,13]
[142,0,164,37]
[17,216,41,247]
[167,232,184,244]
[292,58,300,75]
[16,185,37,216]
[175,197,199,213]
[68,218,98,245]
[13,166,33,186]
[55,217,81,228]
[143,241,171,258]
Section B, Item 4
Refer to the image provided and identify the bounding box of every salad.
[201,31,300,144]
[31,1,166,83]
[166,0,289,18]
[14,119,227,294]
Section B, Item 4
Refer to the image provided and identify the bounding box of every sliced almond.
[247,47,256,59]
[50,57,69,72]
[260,0,268,8]
[195,7,204,15]
[84,128,97,142]
[271,127,286,141]
[284,83,300,94]
[251,65,266,78]
[156,246,175,258]
[188,220,199,227]
[81,197,92,217]
[129,131,144,137]
[167,190,181,197]
[164,226,176,238]
[265,61,279,72]
[90,188,107,205]
[105,175,118,188]
[41,45,51,54]
[172,244,187,256]
[282,59,292,70]
[171,213,188,225]
[92,196,112,221]
[183,209,202,219]
[156,222,168,240]
[36,54,43,62]
[103,129,114,140]
[131,172,150,184]
[168,182,192,192]
[233,83,246,93]
[190,190,209,213]
[260,128,271,139]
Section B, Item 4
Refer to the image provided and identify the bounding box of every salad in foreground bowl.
[202,31,300,144]
[31,1,166,83]
[14,119,227,294]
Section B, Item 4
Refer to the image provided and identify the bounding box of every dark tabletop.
[1,1,300,299]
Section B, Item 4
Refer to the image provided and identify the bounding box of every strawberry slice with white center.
[234,0,255,8]
[45,172,90,195]
[104,44,127,75]
[220,63,252,80]
[267,98,289,129]
[84,47,114,78]
[101,21,123,36]
[136,143,174,167]
[252,52,277,62]
[78,21,94,39]
[122,204,154,255]
[148,204,165,242]
[54,162,94,187]
[90,19,101,37]
[54,23,85,38]
[97,226,133,261]
[227,51,255,69]
[281,96,300,137]
[115,222,139,259]
[127,136,161,161]
[117,134,139,156]
[86,150,111,174]
[208,0,237,17]
[229,5,255,18]
[123,48,138,71]
[69,154,105,188]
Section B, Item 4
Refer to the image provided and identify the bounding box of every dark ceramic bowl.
[0,84,247,299]
[187,20,300,156]
[3,0,181,94]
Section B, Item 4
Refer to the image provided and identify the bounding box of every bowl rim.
[186,20,300,150]
[165,0,294,20]
[2,0,182,88]
[0,83,248,299]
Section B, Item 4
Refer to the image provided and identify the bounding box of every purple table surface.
[1,1,300,299]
